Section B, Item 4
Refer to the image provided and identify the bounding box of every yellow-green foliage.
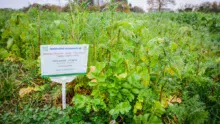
[0,8,219,123]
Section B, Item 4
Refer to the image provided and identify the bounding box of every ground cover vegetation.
[0,2,219,124]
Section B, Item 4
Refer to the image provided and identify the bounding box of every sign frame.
[40,44,89,78]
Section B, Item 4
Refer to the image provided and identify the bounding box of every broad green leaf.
[128,73,142,89]
[95,62,106,74]
[131,89,140,94]
[116,72,127,80]
[141,70,150,87]
[122,83,132,89]
[151,101,165,117]
[128,73,141,83]
[96,74,106,82]
[133,102,142,113]
[127,93,135,101]
[109,102,131,116]
[72,95,88,108]
[121,89,130,94]
[6,38,13,49]
[148,115,162,124]
[0,48,9,59]
[88,81,98,87]
[171,42,178,51]
[86,104,91,113]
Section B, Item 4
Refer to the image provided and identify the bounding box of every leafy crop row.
[0,7,219,123]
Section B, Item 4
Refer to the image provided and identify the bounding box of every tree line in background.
[179,1,220,13]
[146,0,220,13]
[147,0,175,12]
[21,0,131,13]
[2,0,220,13]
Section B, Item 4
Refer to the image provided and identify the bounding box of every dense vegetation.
[180,1,220,13]
[0,5,219,124]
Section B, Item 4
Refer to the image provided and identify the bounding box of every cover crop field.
[0,6,219,124]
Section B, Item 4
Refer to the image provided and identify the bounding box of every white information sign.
[40,44,89,109]
[40,44,89,77]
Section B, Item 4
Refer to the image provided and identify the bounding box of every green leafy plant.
[167,94,208,124]
[0,8,219,123]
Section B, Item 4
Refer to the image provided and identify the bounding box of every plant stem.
[160,83,165,102]
[68,0,75,41]
[37,10,41,59]
[196,54,201,76]
[146,51,151,74]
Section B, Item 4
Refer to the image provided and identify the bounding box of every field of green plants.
[0,6,219,124]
